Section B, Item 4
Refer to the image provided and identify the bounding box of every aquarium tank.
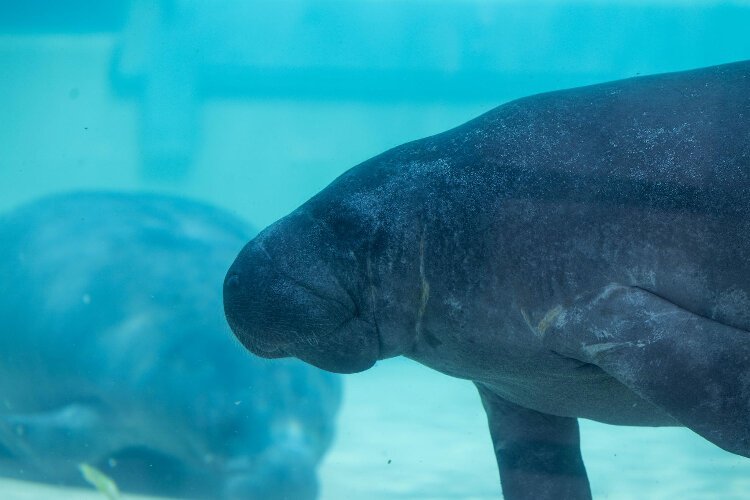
[1,0,750,499]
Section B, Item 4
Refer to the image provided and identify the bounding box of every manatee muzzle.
[223,241,379,373]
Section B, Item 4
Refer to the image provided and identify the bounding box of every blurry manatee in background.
[0,191,341,500]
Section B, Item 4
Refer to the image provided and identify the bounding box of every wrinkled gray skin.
[224,60,750,499]
[0,192,341,500]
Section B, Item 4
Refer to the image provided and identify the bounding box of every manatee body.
[224,60,750,499]
[0,192,341,500]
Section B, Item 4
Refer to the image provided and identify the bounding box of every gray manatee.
[224,60,750,499]
[0,191,341,499]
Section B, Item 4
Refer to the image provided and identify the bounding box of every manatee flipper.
[0,403,114,477]
[545,285,750,457]
[474,383,592,500]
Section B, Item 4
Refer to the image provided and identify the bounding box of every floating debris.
[79,463,120,500]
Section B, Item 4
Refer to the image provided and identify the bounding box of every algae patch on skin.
[79,463,120,500]
[538,305,563,334]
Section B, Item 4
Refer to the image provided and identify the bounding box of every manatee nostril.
[225,272,241,289]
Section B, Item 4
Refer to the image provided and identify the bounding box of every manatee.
[223,60,750,499]
[0,191,341,500]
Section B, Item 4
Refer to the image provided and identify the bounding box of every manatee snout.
[224,443,319,500]
[223,232,380,374]
[223,241,340,357]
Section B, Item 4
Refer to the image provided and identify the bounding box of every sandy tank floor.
[3,358,750,499]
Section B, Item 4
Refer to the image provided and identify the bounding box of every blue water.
[2,1,750,499]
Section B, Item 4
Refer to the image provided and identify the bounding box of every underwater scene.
[1,1,750,499]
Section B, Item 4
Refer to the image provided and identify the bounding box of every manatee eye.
[323,207,365,242]
[225,273,240,289]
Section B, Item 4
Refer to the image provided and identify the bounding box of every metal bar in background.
[109,0,750,179]
[9,0,747,178]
